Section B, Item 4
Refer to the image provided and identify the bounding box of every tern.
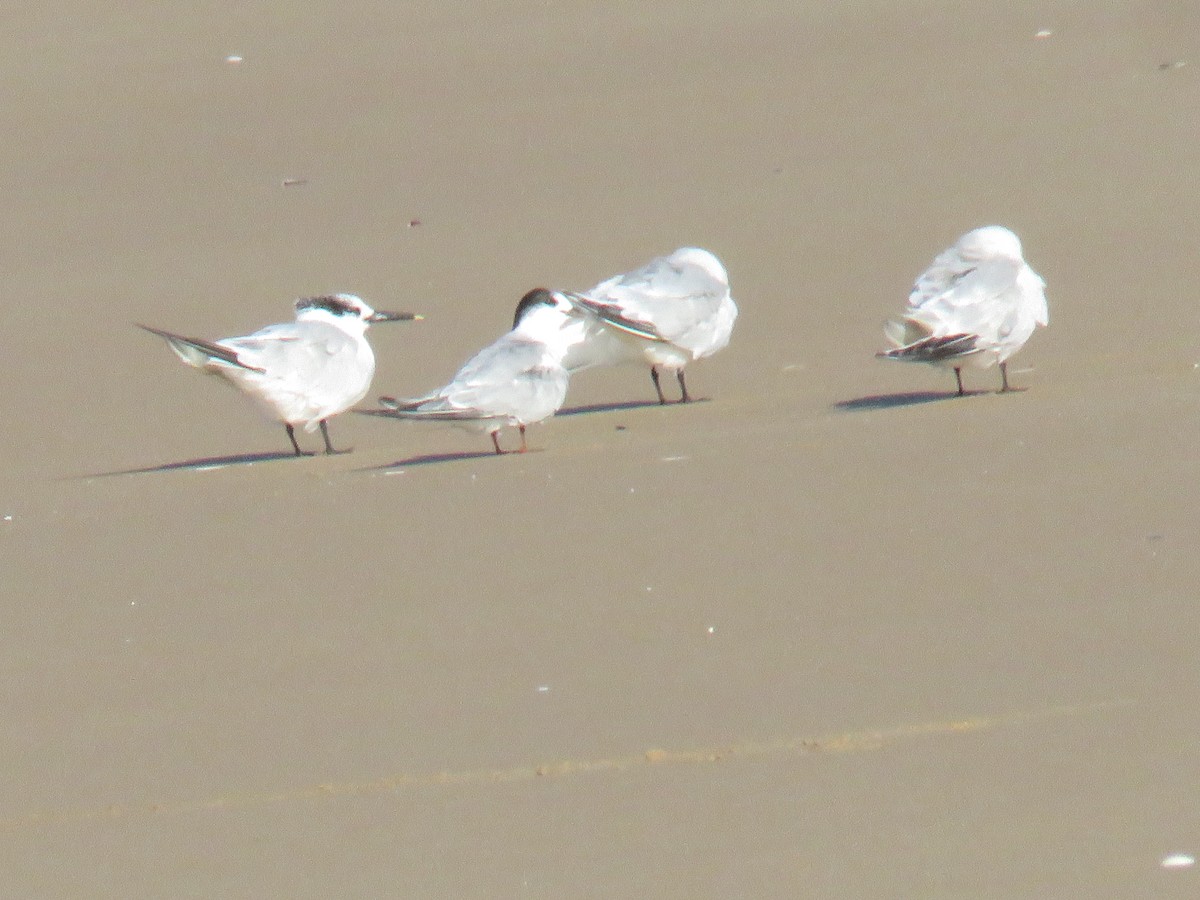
[140,293,420,455]
[363,289,580,455]
[877,226,1048,395]
[561,247,738,403]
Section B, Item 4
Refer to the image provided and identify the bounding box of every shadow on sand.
[556,397,709,417]
[833,390,985,412]
[360,449,514,472]
[79,451,301,478]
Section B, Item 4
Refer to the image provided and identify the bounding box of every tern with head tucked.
[363,289,580,455]
[877,226,1048,395]
[139,294,421,455]
[561,247,738,403]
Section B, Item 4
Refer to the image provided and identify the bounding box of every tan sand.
[3,1,1200,895]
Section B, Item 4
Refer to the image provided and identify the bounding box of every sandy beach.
[3,1,1200,895]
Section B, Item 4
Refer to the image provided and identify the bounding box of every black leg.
[999,362,1011,392]
[518,424,528,453]
[491,431,503,455]
[676,369,691,403]
[650,366,666,404]
[319,420,338,454]
[285,423,304,456]
[954,368,964,396]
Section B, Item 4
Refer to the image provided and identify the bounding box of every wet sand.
[3,1,1200,896]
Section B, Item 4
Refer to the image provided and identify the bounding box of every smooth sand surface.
[4,1,1200,896]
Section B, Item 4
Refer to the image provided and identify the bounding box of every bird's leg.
[996,362,1027,393]
[676,369,691,403]
[285,423,307,456]
[518,424,528,453]
[954,367,965,396]
[650,366,666,404]
[491,431,504,455]
[319,420,339,455]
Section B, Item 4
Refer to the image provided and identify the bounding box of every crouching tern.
[139,294,421,455]
[560,247,738,403]
[877,226,1048,395]
[362,289,581,455]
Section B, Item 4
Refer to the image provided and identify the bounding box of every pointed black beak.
[369,311,423,323]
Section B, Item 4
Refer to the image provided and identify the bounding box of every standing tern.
[139,293,421,455]
[363,289,580,455]
[877,226,1048,395]
[561,247,738,403]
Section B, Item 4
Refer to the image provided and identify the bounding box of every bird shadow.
[833,390,986,412]
[359,449,516,472]
[77,451,301,478]
[556,398,710,417]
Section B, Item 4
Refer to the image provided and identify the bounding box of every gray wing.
[904,253,1024,341]
[208,322,372,421]
[580,248,733,353]
[386,334,568,423]
[219,322,356,383]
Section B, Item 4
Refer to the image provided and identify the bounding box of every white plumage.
[140,294,420,455]
[562,247,738,403]
[365,289,580,455]
[878,226,1048,394]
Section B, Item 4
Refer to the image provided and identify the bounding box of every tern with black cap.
[363,289,581,455]
[140,293,421,455]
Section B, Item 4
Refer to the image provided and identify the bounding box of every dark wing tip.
[879,333,980,362]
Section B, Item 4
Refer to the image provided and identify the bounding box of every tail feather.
[137,324,264,373]
[377,395,424,411]
[359,399,488,422]
[883,317,924,348]
[370,408,484,422]
[876,333,980,363]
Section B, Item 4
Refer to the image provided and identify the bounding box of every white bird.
[877,226,1048,395]
[364,289,581,455]
[561,247,738,404]
[139,294,421,455]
